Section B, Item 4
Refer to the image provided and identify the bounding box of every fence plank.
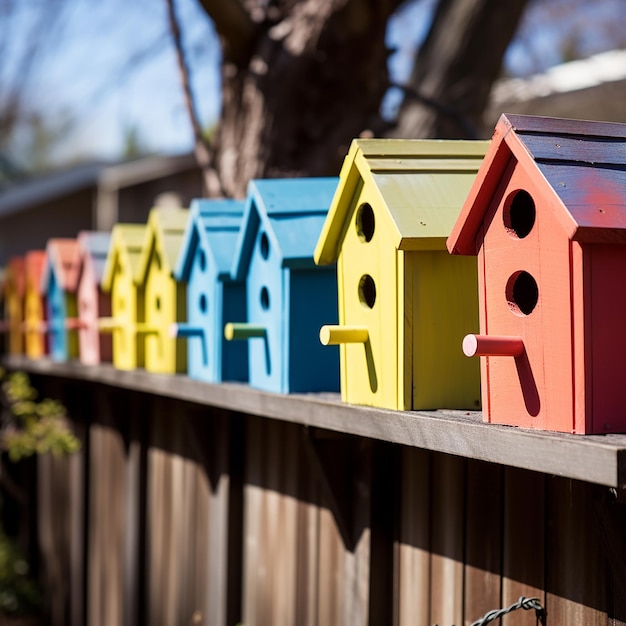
[546,478,606,624]
[464,459,502,626]
[395,447,430,626]
[429,453,465,626]
[501,468,545,626]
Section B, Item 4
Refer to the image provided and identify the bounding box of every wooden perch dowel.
[319,325,369,346]
[170,323,204,339]
[463,334,524,357]
[98,318,123,332]
[224,323,266,341]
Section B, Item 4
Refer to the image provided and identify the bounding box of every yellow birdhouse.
[314,139,488,410]
[3,257,25,355]
[135,207,189,374]
[100,224,148,371]
[24,251,48,359]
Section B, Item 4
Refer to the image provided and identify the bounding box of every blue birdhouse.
[225,177,340,394]
[173,198,248,383]
[41,239,81,362]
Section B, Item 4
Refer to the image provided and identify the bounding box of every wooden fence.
[6,356,626,626]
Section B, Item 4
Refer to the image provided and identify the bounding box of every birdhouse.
[71,232,112,365]
[100,224,148,371]
[225,178,340,394]
[314,138,488,410]
[3,257,26,355]
[41,239,81,361]
[23,251,48,359]
[447,113,626,434]
[172,198,248,383]
[135,206,189,374]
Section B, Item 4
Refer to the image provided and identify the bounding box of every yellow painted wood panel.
[337,187,399,409]
[24,288,45,358]
[66,293,80,359]
[408,250,481,409]
[110,263,144,370]
[143,248,186,374]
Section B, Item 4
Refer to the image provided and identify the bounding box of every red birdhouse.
[448,113,626,434]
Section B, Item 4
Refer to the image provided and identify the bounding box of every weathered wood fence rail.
[5,355,626,626]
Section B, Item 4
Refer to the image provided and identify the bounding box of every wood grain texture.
[429,453,465,626]
[546,478,605,625]
[464,459,502,626]
[8,356,626,488]
[395,447,430,626]
[501,467,545,626]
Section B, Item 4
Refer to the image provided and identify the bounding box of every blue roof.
[174,198,246,281]
[232,177,339,280]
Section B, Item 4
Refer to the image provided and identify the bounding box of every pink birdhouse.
[448,113,626,434]
[75,232,112,365]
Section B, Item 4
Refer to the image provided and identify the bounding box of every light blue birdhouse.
[40,239,81,362]
[225,177,340,394]
[173,198,248,383]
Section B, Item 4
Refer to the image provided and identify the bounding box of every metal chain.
[433,596,546,626]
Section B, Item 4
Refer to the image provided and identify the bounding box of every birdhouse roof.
[5,257,26,298]
[41,239,81,294]
[25,251,46,292]
[314,138,489,264]
[174,198,245,282]
[78,231,111,286]
[101,224,148,292]
[232,177,338,281]
[447,113,626,255]
[136,206,189,283]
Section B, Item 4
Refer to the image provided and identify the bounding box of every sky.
[4,0,626,170]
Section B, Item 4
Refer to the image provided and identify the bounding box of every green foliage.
[0,530,40,616]
[0,370,81,462]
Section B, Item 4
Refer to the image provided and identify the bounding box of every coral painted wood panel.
[586,244,626,433]
[480,166,574,431]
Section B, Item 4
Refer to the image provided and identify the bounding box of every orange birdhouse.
[448,113,626,434]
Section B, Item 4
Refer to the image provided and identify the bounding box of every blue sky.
[6,0,626,167]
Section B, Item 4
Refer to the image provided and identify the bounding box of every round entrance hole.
[260,232,270,260]
[356,203,375,242]
[358,275,376,309]
[503,190,536,239]
[260,286,270,310]
[506,271,538,316]
[199,294,208,314]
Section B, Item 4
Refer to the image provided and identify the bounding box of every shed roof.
[314,138,488,264]
[137,206,189,282]
[232,177,339,281]
[448,113,626,255]
[174,198,245,282]
[101,224,148,292]
[41,239,81,294]
[78,231,111,286]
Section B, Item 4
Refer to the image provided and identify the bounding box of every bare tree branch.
[392,0,528,138]
[196,0,258,66]
[166,0,223,197]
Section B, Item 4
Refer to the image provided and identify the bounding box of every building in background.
[0,153,202,264]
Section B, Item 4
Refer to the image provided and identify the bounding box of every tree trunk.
[203,0,403,198]
[392,0,529,139]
